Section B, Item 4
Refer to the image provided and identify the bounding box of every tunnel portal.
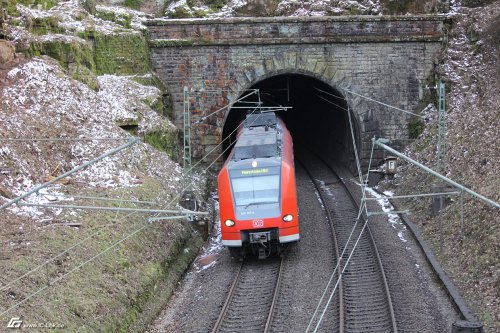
[222,74,359,169]
[148,15,445,169]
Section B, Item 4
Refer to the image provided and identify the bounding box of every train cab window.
[229,166,281,208]
[232,175,280,207]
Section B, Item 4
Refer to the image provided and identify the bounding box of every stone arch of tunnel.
[221,73,361,171]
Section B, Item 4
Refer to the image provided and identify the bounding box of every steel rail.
[211,262,243,333]
[323,158,398,333]
[264,257,284,333]
[297,158,344,333]
[305,148,397,332]
[212,258,284,333]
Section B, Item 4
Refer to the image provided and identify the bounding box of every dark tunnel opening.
[222,74,360,171]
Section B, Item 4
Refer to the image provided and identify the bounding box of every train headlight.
[224,219,235,227]
[283,214,293,222]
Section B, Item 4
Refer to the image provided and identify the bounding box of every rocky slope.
[0,1,208,330]
[377,1,499,330]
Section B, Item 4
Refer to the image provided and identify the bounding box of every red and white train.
[218,112,299,259]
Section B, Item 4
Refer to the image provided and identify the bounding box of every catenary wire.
[306,90,373,331]
[0,100,266,317]
[0,97,264,294]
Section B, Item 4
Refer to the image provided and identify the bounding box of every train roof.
[231,113,282,161]
[244,113,277,128]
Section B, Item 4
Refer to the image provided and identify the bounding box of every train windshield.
[229,166,280,207]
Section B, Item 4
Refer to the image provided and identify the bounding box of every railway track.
[298,147,397,333]
[296,160,343,332]
[212,257,283,333]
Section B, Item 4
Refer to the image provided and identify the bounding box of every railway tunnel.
[222,74,360,171]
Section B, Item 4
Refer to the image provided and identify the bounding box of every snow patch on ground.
[318,179,334,197]
[364,187,409,245]
[193,199,223,272]
[314,190,326,209]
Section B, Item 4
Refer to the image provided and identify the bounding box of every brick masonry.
[146,15,445,167]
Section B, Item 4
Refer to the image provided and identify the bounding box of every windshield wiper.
[244,201,276,209]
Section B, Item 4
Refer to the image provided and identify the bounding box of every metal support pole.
[148,215,204,223]
[437,81,447,174]
[372,138,500,209]
[55,194,156,205]
[460,190,464,241]
[366,210,410,216]
[183,86,192,191]
[17,202,209,216]
[0,138,139,211]
[362,191,460,201]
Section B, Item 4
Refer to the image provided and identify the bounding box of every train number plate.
[252,219,264,228]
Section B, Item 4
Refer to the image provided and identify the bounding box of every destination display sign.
[241,168,269,176]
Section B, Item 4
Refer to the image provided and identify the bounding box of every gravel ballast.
[151,165,460,332]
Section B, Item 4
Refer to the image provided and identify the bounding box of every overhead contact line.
[0,101,269,317]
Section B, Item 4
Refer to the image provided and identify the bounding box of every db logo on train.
[252,219,264,228]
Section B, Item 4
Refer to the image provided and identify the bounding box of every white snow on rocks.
[0,57,182,218]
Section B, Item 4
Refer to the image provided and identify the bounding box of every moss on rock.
[130,74,173,118]
[40,39,93,69]
[5,0,59,16]
[8,179,204,332]
[145,130,182,161]
[68,62,99,90]
[95,9,133,29]
[94,32,150,75]
[408,117,425,139]
[29,16,64,35]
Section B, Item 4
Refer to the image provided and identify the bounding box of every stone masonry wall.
[146,16,445,168]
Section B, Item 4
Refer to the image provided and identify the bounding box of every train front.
[218,114,299,258]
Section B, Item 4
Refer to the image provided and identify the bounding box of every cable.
[0,224,147,318]
[309,84,429,330]
[193,90,259,124]
[0,106,266,317]
[343,88,425,119]
[308,133,376,331]
[312,217,371,333]
[2,84,284,315]
[1,101,266,296]
[0,105,261,296]
[307,87,374,331]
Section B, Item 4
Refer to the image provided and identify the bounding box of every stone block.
[0,39,15,63]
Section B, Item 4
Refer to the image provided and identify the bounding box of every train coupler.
[258,247,268,260]
[249,231,271,244]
